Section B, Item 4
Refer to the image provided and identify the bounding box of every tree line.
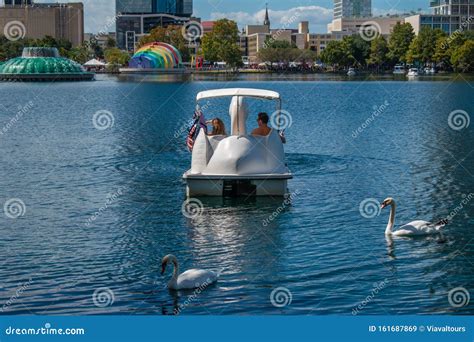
[319,23,474,72]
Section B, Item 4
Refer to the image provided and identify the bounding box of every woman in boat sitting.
[207,118,227,136]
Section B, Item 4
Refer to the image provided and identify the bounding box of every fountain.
[0,47,94,81]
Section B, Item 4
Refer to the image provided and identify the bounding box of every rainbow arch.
[129,42,183,69]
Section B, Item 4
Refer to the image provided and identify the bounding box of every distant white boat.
[407,68,419,77]
[347,68,356,76]
[393,65,405,75]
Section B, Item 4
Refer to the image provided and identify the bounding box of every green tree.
[342,35,370,67]
[201,19,242,67]
[67,44,90,64]
[387,22,415,64]
[104,47,130,65]
[320,40,351,69]
[367,35,388,71]
[406,27,446,64]
[451,40,474,72]
[106,37,116,49]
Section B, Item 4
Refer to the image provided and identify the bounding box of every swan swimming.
[380,197,448,236]
[161,254,218,290]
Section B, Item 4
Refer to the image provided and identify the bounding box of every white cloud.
[210,6,333,31]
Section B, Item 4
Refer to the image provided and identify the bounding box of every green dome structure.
[0,47,94,81]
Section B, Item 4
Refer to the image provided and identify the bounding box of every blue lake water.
[0,74,473,315]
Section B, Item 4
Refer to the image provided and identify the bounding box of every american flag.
[186,106,207,151]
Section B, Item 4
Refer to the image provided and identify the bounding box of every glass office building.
[333,0,372,19]
[116,0,193,51]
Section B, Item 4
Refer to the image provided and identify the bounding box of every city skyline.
[33,0,430,34]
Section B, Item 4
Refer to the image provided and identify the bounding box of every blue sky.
[36,0,431,33]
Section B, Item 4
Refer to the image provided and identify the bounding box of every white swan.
[380,197,448,236]
[161,254,218,290]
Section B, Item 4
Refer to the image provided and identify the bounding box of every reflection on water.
[0,77,473,315]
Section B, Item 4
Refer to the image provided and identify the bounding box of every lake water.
[0,74,473,315]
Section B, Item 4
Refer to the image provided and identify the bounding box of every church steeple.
[263,3,270,27]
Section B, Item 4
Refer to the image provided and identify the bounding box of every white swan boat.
[183,88,292,197]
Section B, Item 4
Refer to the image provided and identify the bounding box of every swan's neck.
[385,202,396,235]
[167,256,179,288]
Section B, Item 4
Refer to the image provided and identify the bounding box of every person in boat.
[251,112,287,143]
[207,118,226,136]
[251,112,271,136]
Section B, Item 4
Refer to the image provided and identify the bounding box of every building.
[241,5,313,63]
[333,0,372,19]
[404,0,474,35]
[430,0,474,16]
[84,32,116,49]
[116,0,194,51]
[328,16,404,35]
[307,32,352,55]
[0,1,84,46]
[404,14,474,35]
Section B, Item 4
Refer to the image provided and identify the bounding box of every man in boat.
[251,112,286,143]
[251,112,271,136]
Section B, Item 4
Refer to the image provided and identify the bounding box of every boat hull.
[183,173,292,197]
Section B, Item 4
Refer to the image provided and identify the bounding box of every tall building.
[430,0,474,17]
[116,0,193,51]
[333,0,371,19]
[0,2,84,46]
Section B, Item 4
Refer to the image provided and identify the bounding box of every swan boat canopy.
[183,88,292,197]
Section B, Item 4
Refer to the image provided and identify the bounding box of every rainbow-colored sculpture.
[129,42,183,69]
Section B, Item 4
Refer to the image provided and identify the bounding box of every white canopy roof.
[196,88,280,101]
[83,58,106,66]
